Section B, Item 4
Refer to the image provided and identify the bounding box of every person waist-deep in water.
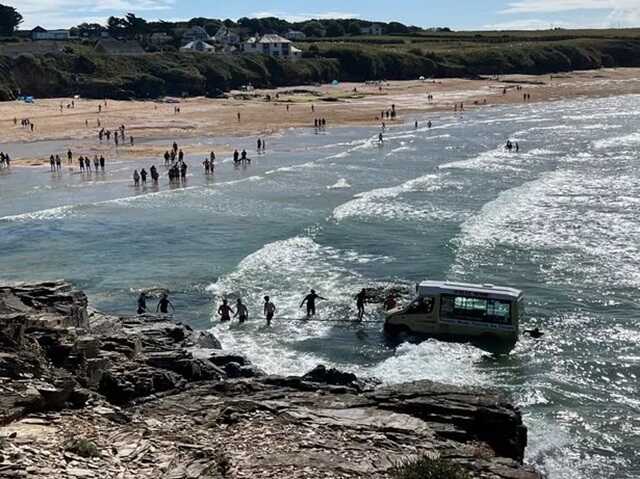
[300,289,327,318]
[235,298,248,323]
[218,299,234,322]
[264,296,277,326]
[156,293,174,314]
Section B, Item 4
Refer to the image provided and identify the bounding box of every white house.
[285,30,306,41]
[180,40,215,53]
[360,24,384,36]
[31,26,71,41]
[242,34,301,60]
[182,26,211,44]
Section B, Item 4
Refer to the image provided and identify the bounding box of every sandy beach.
[2,67,640,166]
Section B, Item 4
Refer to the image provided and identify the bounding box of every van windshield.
[440,294,512,324]
[406,296,434,314]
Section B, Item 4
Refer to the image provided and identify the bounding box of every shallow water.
[2,95,640,478]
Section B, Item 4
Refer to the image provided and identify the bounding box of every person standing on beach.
[55,155,61,171]
[78,156,85,172]
[140,168,147,184]
[218,299,234,322]
[93,155,99,171]
[133,169,140,186]
[263,296,276,326]
[257,138,262,152]
[156,293,175,314]
[378,132,384,144]
[67,149,73,164]
[300,289,327,318]
[99,156,105,170]
[49,155,55,172]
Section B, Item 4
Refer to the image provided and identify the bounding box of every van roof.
[417,280,523,300]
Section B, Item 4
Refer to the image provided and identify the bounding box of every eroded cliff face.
[0,281,540,479]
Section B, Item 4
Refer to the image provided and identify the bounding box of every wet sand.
[2,68,640,166]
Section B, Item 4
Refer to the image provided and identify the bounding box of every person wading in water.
[300,289,327,319]
[218,299,234,322]
[156,293,175,314]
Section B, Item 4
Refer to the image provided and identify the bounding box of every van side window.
[407,296,433,314]
[440,295,512,324]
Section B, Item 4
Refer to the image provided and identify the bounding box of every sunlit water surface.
[2,95,640,478]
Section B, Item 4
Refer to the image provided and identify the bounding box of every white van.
[384,280,523,353]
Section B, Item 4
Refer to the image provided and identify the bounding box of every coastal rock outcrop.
[0,281,541,479]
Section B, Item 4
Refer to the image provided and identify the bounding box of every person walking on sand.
[235,298,249,323]
[137,292,147,314]
[300,289,327,318]
[263,296,276,326]
[218,299,234,322]
[156,293,175,314]
[355,288,367,321]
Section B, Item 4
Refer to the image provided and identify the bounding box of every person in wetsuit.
[355,289,367,321]
[156,293,174,314]
[300,289,327,318]
[137,292,147,314]
[218,299,234,322]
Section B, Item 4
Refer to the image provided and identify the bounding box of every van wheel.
[384,323,410,336]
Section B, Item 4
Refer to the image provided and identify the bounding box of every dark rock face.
[0,281,541,479]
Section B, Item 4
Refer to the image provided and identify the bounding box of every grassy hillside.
[1,30,640,100]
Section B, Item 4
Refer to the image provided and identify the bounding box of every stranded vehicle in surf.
[384,281,523,354]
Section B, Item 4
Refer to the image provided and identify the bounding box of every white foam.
[592,132,640,150]
[206,236,392,375]
[327,178,351,190]
[332,173,456,222]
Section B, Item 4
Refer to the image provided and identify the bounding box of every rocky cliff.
[0,281,540,479]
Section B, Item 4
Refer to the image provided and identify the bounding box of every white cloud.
[4,0,175,28]
[251,11,359,22]
[481,18,577,30]
[501,0,640,14]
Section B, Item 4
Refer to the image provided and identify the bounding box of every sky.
[6,0,640,31]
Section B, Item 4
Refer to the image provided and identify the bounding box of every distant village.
[0,12,448,60]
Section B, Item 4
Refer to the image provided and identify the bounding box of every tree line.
[0,3,422,40]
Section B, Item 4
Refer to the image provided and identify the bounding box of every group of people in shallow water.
[136,288,400,325]
[133,165,161,186]
[0,152,11,169]
[505,139,520,153]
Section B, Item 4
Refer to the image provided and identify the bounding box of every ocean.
[1,94,639,478]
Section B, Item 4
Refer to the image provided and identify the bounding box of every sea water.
[1,95,640,478]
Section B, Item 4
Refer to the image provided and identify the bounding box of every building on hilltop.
[285,30,306,41]
[182,26,211,44]
[31,26,72,41]
[241,34,302,60]
[360,24,385,35]
[95,38,145,56]
[180,40,215,53]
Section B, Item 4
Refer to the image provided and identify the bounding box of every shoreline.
[2,67,640,166]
